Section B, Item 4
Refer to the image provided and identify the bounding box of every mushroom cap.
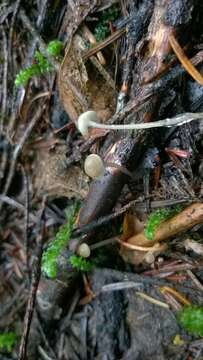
[84,154,105,179]
[77,110,98,136]
[77,243,91,258]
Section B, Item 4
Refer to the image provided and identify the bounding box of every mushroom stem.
[87,113,203,130]
[77,110,203,137]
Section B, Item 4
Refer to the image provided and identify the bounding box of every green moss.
[42,203,79,278]
[94,5,120,42]
[34,51,52,73]
[47,40,64,57]
[0,332,17,352]
[144,206,182,240]
[178,305,203,336]
[69,255,94,272]
[15,39,63,87]
[14,64,41,86]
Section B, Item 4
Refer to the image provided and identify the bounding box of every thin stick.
[0,195,37,222]
[2,105,45,198]
[186,270,203,292]
[22,167,30,274]
[19,9,59,70]
[169,34,203,86]
[74,198,191,236]
[8,0,21,74]
[136,292,169,309]
[100,282,169,308]
[82,28,126,60]
[117,239,159,251]
[101,281,143,292]
[90,237,118,250]
[81,25,106,65]
[38,346,55,360]
[18,198,46,360]
[159,286,191,306]
[1,26,8,130]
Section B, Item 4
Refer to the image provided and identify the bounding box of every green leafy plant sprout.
[144,205,183,241]
[178,305,203,336]
[70,255,94,272]
[15,39,64,87]
[94,5,120,42]
[42,203,79,278]
[0,332,18,352]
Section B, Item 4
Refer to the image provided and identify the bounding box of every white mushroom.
[77,111,99,137]
[84,154,105,179]
[77,110,203,137]
[77,243,91,258]
[84,153,133,179]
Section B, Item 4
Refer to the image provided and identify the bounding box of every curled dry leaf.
[121,212,145,241]
[59,34,117,126]
[119,212,167,265]
[120,240,167,266]
[34,145,89,199]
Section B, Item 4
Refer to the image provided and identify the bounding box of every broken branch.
[126,203,203,247]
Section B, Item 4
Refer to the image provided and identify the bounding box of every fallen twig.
[22,167,30,274]
[136,291,169,309]
[186,270,203,292]
[81,24,106,65]
[8,0,21,77]
[160,286,191,306]
[19,9,59,70]
[74,198,191,236]
[126,202,203,247]
[0,194,37,222]
[169,34,203,86]
[82,28,126,60]
[18,197,46,360]
[0,26,8,130]
[1,104,46,200]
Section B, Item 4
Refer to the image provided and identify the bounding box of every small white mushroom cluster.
[77,110,203,137]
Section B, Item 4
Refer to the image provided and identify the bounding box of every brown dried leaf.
[59,34,116,124]
[34,145,89,199]
[121,212,144,241]
[59,36,90,122]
